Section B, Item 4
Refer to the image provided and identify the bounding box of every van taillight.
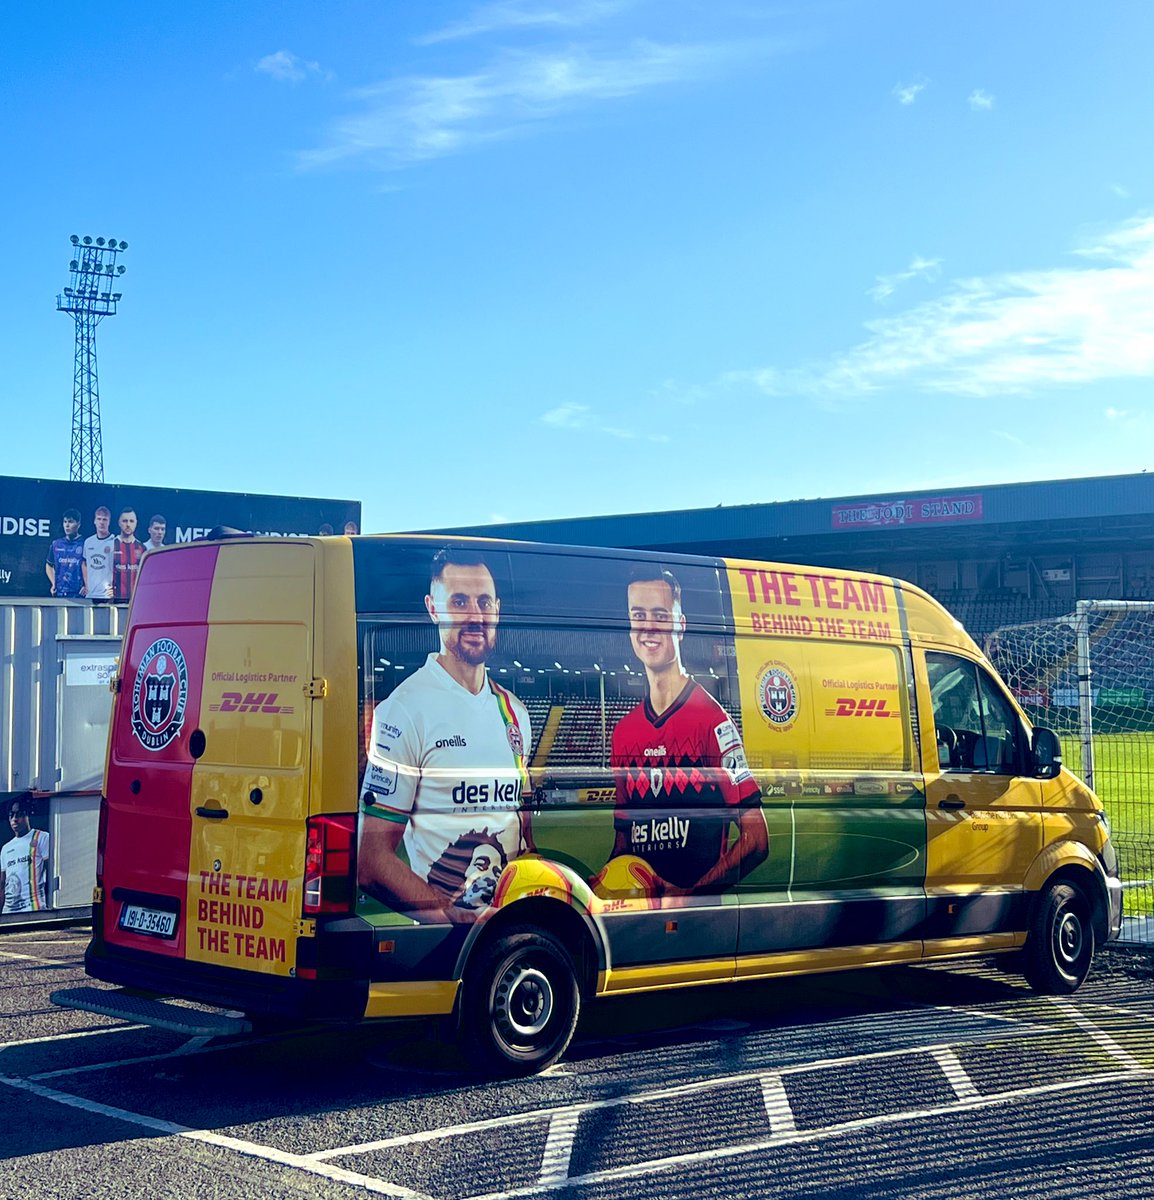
[303,814,357,914]
[96,796,109,886]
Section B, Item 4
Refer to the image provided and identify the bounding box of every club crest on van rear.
[131,638,189,751]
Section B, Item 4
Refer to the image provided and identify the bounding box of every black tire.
[1022,880,1095,994]
[460,926,580,1076]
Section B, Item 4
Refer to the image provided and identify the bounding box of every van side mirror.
[1031,727,1062,780]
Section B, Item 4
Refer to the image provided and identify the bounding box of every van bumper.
[85,909,374,1021]
[1106,874,1124,941]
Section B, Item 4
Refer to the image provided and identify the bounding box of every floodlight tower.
[56,234,128,483]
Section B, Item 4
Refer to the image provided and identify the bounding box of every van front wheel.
[1023,881,1095,994]
[462,926,580,1076]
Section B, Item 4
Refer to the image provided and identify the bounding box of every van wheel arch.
[1036,863,1109,946]
[462,896,601,1001]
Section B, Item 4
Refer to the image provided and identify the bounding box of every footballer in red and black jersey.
[611,679,761,890]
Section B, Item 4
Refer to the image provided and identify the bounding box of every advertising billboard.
[0,475,361,601]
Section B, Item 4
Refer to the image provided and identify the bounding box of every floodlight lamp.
[69,260,78,270]
[107,236,116,246]
[112,292,121,301]
[96,238,105,246]
[117,265,126,275]
[64,287,73,296]
[118,241,127,250]
[83,236,92,245]
[70,234,79,245]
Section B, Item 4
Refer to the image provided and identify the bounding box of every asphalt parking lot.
[2,926,1153,1200]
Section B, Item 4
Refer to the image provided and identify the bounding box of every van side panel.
[102,545,219,959]
[183,543,315,978]
[724,563,927,960]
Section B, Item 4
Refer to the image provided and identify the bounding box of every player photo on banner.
[1,793,52,917]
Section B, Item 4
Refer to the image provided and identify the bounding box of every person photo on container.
[343,520,359,535]
[142,514,167,553]
[358,546,533,923]
[1,794,51,915]
[603,566,767,897]
[111,507,146,603]
[81,505,115,602]
[45,507,85,598]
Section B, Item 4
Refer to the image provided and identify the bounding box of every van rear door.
[103,541,316,981]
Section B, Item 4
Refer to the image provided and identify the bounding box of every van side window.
[926,653,1022,775]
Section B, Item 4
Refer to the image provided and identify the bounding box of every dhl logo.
[209,691,295,715]
[826,697,902,718]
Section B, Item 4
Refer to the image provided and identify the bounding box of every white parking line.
[31,1035,213,1080]
[760,1074,796,1136]
[930,1047,980,1101]
[0,1025,146,1050]
[463,1068,1154,1200]
[0,1072,431,1200]
[0,949,80,964]
[537,1111,580,1186]
[313,1028,1042,1162]
[1049,997,1144,1071]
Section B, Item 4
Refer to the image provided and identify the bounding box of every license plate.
[119,904,177,938]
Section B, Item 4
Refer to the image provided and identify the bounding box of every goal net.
[983,599,1154,939]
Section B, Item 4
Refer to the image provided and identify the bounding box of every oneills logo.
[757,662,799,730]
[131,638,189,751]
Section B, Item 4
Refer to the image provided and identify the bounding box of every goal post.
[983,598,1154,937]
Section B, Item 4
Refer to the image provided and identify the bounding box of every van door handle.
[195,806,229,819]
[938,796,966,811]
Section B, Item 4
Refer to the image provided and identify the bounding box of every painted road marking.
[759,1073,797,1136]
[0,1072,431,1200]
[1049,997,1144,1071]
[462,1069,1153,1200]
[311,1022,1059,1162]
[537,1111,580,1187]
[0,1025,146,1051]
[930,1047,980,1101]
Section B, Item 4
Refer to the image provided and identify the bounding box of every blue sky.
[3,1,1154,533]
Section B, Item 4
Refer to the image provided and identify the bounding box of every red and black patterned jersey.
[112,538,147,602]
[611,679,760,889]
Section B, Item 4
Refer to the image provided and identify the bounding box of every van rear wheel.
[1023,880,1095,994]
[461,926,580,1076]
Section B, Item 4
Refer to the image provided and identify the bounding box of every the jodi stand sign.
[0,475,361,601]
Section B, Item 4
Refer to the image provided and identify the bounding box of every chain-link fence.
[985,599,1154,944]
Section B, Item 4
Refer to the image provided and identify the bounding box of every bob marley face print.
[427,830,508,910]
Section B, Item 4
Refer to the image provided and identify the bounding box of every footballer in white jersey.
[358,549,533,922]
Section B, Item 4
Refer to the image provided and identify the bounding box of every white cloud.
[539,403,665,441]
[968,88,994,111]
[1106,407,1130,420]
[416,0,630,45]
[300,40,761,168]
[893,77,927,105]
[869,255,942,303]
[727,214,1154,399]
[541,403,591,428]
[256,50,328,84]
[1112,183,1131,199]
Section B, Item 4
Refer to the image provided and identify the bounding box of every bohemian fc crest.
[131,638,189,751]
[758,661,799,730]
